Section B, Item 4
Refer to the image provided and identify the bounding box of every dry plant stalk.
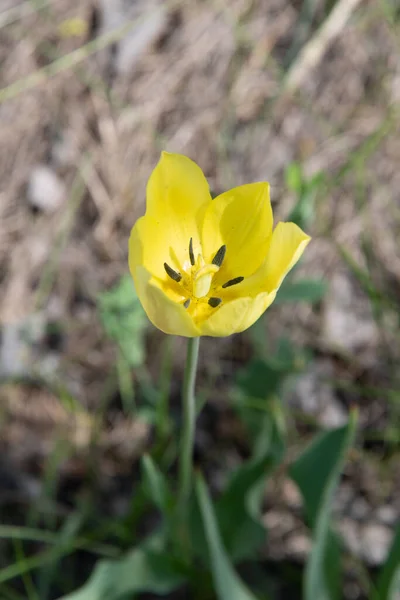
[285,0,365,93]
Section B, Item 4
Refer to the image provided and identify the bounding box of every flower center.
[163,238,244,312]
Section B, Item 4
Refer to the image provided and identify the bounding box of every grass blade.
[196,474,261,600]
[374,525,400,600]
[290,409,358,600]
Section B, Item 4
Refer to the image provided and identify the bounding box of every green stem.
[178,336,200,509]
[156,336,173,443]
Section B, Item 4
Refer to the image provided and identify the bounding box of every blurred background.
[0,0,399,599]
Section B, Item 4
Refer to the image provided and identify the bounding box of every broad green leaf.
[265,337,304,372]
[196,475,260,600]
[141,454,173,516]
[234,343,296,463]
[235,341,305,443]
[235,369,281,451]
[374,525,400,600]
[236,359,282,400]
[236,338,303,402]
[290,410,357,600]
[216,410,284,562]
[59,533,184,600]
[275,279,327,305]
[98,275,147,368]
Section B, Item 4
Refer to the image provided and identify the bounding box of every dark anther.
[189,237,195,266]
[222,276,244,288]
[184,299,191,309]
[212,245,226,267]
[208,297,222,308]
[164,262,182,282]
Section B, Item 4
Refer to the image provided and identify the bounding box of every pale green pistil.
[193,263,219,298]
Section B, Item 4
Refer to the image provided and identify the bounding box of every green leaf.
[236,359,282,400]
[216,408,285,561]
[59,533,184,600]
[236,338,302,401]
[374,525,400,600]
[265,337,301,371]
[98,275,147,368]
[235,342,303,445]
[275,279,327,305]
[286,166,323,230]
[285,162,304,194]
[38,512,83,599]
[289,410,358,600]
[141,454,173,516]
[196,475,260,600]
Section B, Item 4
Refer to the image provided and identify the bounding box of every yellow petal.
[133,266,200,337]
[141,152,212,278]
[129,215,174,282]
[262,222,311,292]
[201,183,273,282]
[199,291,276,337]
[220,221,311,301]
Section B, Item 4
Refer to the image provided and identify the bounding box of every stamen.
[212,245,226,267]
[183,299,191,309]
[189,238,195,266]
[222,276,244,288]
[208,297,222,308]
[164,262,182,282]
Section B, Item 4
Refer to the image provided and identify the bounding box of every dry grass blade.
[284,0,365,93]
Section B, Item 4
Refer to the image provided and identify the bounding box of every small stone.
[286,532,311,560]
[38,353,61,379]
[344,581,363,600]
[282,478,303,509]
[333,483,355,513]
[22,476,41,500]
[51,131,78,168]
[338,518,362,556]
[0,315,46,377]
[264,510,299,561]
[28,165,66,213]
[111,495,130,517]
[99,0,167,74]
[289,361,347,429]
[376,505,397,526]
[319,398,348,429]
[322,273,378,354]
[361,523,392,566]
[350,497,370,521]
[117,7,167,73]
[263,510,297,534]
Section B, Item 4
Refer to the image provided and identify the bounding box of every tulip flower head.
[129,152,310,337]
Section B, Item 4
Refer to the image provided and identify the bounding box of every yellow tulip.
[129,152,311,337]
